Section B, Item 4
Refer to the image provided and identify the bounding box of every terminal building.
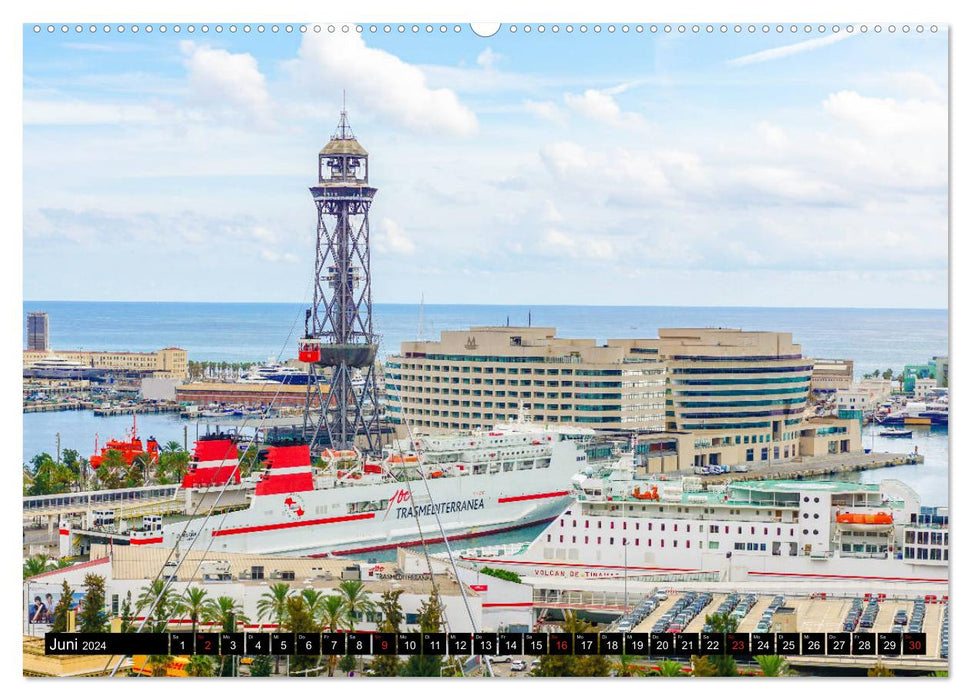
[386,326,860,471]
[385,326,667,432]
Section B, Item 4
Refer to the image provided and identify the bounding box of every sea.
[22,302,949,556]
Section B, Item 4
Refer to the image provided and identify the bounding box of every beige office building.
[810,358,855,395]
[385,327,666,432]
[386,326,860,471]
[22,347,188,379]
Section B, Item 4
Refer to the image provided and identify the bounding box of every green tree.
[883,368,894,381]
[479,566,522,583]
[185,654,217,677]
[23,554,53,579]
[754,654,792,677]
[204,595,248,676]
[174,586,212,637]
[369,590,405,677]
[703,611,739,676]
[284,596,320,676]
[533,611,607,677]
[249,656,273,677]
[77,573,108,632]
[136,579,173,633]
[690,655,717,677]
[657,659,686,677]
[256,582,292,673]
[146,654,175,677]
[337,579,374,631]
[119,592,135,633]
[61,449,81,476]
[338,653,357,675]
[319,595,349,676]
[401,595,445,677]
[613,653,644,677]
[50,580,75,633]
[868,663,894,677]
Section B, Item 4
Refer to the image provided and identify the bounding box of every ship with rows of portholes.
[81,418,601,558]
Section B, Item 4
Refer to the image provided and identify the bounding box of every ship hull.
[144,447,580,557]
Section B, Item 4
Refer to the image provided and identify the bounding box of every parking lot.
[619,590,948,659]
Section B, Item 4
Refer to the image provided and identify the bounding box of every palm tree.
[23,554,53,579]
[185,654,217,677]
[319,595,349,677]
[256,582,292,673]
[337,580,374,631]
[300,588,328,625]
[204,595,249,676]
[205,595,249,632]
[614,654,645,677]
[656,659,686,677]
[754,654,792,677]
[136,579,173,633]
[689,655,717,677]
[131,452,155,485]
[174,586,212,637]
[165,440,183,453]
[146,654,175,677]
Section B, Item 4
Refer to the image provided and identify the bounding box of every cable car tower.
[299,107,382,453]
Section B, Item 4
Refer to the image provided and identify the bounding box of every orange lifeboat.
[836,512,893,525]
[429,471,444,478]
[631,485,660,501]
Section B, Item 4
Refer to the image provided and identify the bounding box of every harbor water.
[22,302,948,558]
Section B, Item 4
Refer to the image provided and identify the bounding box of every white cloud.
[728,33,853,66]
[23,99,160,125]
[180,41,273,127]
[524,99,566,125]
[375,218,416,255]
[260,249,299,263]
[541,228,615,261]
[287,32,477,136]
[563,88,642,127]
[476,48,501,70]
[822,90,946,139]
[541,200,563,224]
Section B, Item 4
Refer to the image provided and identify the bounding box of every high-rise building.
[26,311,49,351]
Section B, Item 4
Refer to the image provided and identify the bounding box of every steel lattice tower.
[299,109,382,453]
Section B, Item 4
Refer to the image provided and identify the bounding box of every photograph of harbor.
[21,20,948,680]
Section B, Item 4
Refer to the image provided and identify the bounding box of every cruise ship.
[23,355,106,381]
[237,362,322,386]
[879,400,949,427]
[115,421,599,557]
[457,459,949,585]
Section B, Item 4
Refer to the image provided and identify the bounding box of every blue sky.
[22,25,948,307]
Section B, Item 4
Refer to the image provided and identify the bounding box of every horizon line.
[21,299,949,312]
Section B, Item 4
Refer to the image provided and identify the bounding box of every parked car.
[491,655,512,663]
[510,660,527,672]
[733,464,749,473]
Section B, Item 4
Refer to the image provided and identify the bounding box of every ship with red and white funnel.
[126,419,600,557]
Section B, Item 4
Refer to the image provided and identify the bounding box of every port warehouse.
[386,326,861,471]
[174,382,327,408]
[24,544,949,670]
[24,545,532,636]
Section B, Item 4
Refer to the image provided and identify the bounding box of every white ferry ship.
[120,422,596,557]
[458,459,949,585]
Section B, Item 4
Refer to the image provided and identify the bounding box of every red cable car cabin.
[298,338,321,363]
